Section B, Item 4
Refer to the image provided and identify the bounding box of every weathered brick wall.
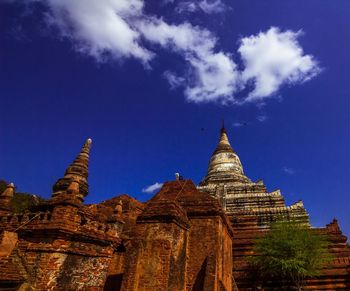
[0,230,17,257]
[218,221,233,291]
[186,218,215,290]
[186,217,232,291]
[121,222,188,291]
[107,252,125,276]
[1,171,236,291]
[10,244,114,290]
[55,255,110,290]
[50,204,81,230]
[28,252,68,290]
[0,200,122,290]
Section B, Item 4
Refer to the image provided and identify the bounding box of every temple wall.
[0,196,123,291]
[186,216,233,291]
[120,222,188,291]
[25,252,110,291]
[107,252,125,277]
[200,182,310,227]
[0,242,114,291]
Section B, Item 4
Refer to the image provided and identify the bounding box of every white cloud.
[10,1,321,105]
[138,18,239,103]
[176,0,226,14]
[43,0,152,63]
[239,27,321,102]
[36,0,238,103]
[184,52,239,103]
[142,182,163,193]
[283,167,295,175]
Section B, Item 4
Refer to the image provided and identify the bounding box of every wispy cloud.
[257,115,267,122]
[283,167,295,175]
[163,71,185,89]
[142,182,163,193]
[8,2,321,105]
[138,18,239,103]
[233,122,246,127]
[175,0,226,14]
[198,0,226,14]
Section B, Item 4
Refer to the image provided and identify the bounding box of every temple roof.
[135,180,234,236]
[200,126,251,185]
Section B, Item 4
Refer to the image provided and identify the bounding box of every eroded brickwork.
[0,139,235,291]
[0,140,123,290]
[119,180,235,291]
[198,126,350,290]
[0,129,349,291]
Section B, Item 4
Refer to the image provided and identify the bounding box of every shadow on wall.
[103,274,123,291]
[192,257,208,291]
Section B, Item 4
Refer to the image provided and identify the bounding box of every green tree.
[0,179,45,213]
[250,221,332,290]
[11,192,45,213]
[0,179,7,193]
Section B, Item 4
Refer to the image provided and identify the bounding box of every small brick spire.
[52,139,92,201]
[0,182,15,214]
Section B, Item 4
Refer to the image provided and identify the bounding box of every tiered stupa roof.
[200,125,251,186]
[198,125,309,227]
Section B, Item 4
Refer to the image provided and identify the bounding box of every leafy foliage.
[250,221,332,290]
[11,192,45,213]
[0,180,7,194]
[0,179,45,213]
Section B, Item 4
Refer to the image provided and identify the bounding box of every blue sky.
[1,0,350,237]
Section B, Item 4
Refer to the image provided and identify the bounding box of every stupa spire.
[200,125,251,185]
[218,121,232,148]
[212,122,235,157]
[52,138,92,201]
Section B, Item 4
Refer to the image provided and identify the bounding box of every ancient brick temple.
[0,127,349,290]
[198,127,350,290]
